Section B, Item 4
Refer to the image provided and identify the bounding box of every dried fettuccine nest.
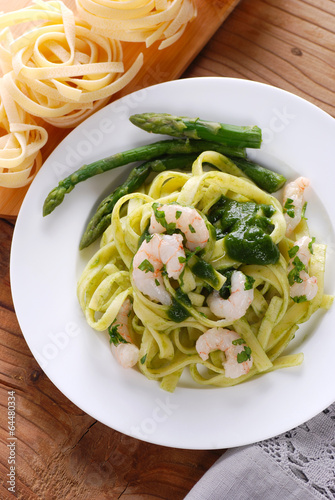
[75,0,197,50]
[0,0,143,128]
[0,79,48,188]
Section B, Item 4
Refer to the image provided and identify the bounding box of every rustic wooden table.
[1,0,334,498]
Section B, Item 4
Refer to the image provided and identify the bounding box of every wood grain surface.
[1,0,335,499]
[0,0,241,217]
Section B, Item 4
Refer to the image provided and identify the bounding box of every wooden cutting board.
[0,0,241,217]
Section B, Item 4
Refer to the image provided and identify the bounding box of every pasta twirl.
[75,0,197,49]
[0,0,143,128]
[0,78,48,188]
[77,152,333,392]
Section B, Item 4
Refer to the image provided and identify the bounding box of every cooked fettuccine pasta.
[0,78,47,188]
[77,151,333,392]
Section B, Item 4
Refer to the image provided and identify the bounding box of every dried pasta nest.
[0,0,143,129]
[75,0,197,49]
[0,79,48,188]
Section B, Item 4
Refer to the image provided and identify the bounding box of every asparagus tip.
[42,187,67,216]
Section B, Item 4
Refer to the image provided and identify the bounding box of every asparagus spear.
[232,158,286,193]
[79,154,198,249]
[43,139,246,216]
[129,113,262,149]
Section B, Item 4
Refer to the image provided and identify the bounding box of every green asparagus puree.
[167,297,190,323]
[208,196,279,265]
[188,256,224,290]
[217,269,235,299]
[130,113,262,149]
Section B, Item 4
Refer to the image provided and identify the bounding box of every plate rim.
[10,76,335,450]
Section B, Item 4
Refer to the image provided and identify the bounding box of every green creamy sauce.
[167,297,190,323]
[190,259,220,289]
[218,269,234,299]
[208,196,279,265]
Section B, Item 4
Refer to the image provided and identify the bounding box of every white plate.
[11,78,335,449]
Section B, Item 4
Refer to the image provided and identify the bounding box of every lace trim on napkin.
[257,404,335,499]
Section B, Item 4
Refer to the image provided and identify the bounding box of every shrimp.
[196,328,253,379]
[290,272,318,301]
[111,298,140,369]
[283,177,310,235]
[149,203,209,251]
[207,270,254,322]
[132,233,185,305]
[288,236,318,301]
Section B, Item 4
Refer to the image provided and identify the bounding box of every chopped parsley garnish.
[301,202,308,220]
[108,322,129,347]
[308,236,315,254]
[284,198,295,218]
[178,248,201,287]
[152,202,177,234]
[292,295,307,303]
[190,245,201,255]
[244,275,255,291]
[288,245,299,258]
[140,354,147,364]
[166,222,177,233]
[288,256,306,285]
[176,210,182,219]
[155,278,160,286]
[237,346,252,363]
[178,246,201,267]
[152,202,165,220]
[188,224,196,234]
[138,259,154,273]
[145,233,153,243]
[232,338,245,346]
[137,225,151,248]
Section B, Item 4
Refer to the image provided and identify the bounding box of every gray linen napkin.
[185,403,335,500]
